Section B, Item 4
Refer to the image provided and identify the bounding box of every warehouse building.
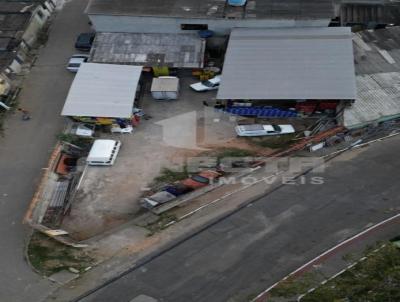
[217,27,356,117]
[85,0,335,35]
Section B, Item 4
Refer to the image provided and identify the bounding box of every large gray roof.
[86,0,334,20]
[89,32,205,68]
[61,63,142,118]
[217,27,357,100]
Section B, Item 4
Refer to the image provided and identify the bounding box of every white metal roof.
[217,27,357,100]
[61,63,142,118]
[151,77,179,92]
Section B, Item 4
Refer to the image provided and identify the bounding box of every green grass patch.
[145,213,177,236]
[152,167,189,187]
[28,232,94,276]
[248,133,296,149]
[57,133,93,150]
[270,242,400,302]
[214,148,257,160]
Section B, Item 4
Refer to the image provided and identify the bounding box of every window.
[272,125,282,132]
[201,80,214,87]
[191,175,210,184]
[181,24,208,30]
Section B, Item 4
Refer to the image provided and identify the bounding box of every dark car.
[75,32,95,51]
[164,183,193,196]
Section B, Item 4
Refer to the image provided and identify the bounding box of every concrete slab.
[49,270,79,285]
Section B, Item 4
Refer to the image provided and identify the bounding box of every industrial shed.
[61,63,142,119]
[217,27,357,101]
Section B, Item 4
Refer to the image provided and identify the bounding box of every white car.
[235,124,295,137]
[111,125,134,134]
[190,75,221,92]
[66,54,89,72]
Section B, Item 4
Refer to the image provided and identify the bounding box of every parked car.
[66,54,89,72]
[71,123,94,137]
[235,124,295,137]
[181,170,222,190]
[190,75,221,92]
[74,32,95,51]
[164,183,193,196]
[111,125,133,134]
[141,191,177,209]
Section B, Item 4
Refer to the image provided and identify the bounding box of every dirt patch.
[28,232,94,276]
[248,133,297,149]
[202,139,274,156]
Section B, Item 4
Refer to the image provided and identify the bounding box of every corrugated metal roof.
[217,27,357,100]
[354,26,400,75]
[89,32,205,68]
[61,63,142,118]
[344,72,400,128]
[339,0,400,26]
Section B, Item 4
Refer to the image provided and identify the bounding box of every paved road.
[80,136,400,302]
[0,1,89,301]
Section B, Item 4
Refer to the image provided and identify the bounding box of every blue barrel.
[198,30,214,38]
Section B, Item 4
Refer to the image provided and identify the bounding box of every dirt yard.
[60,75,312,240]
[61,76,259,240]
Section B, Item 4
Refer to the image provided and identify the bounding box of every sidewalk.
[0,0,90,301]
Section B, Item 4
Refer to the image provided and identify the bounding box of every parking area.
[61,74,259,240]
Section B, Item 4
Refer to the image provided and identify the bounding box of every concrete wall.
[22,5,51,47]
[88,15,331,35]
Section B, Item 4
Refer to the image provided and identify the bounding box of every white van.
[86,139,121,166]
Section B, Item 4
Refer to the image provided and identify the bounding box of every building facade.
[86,0,335,35]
